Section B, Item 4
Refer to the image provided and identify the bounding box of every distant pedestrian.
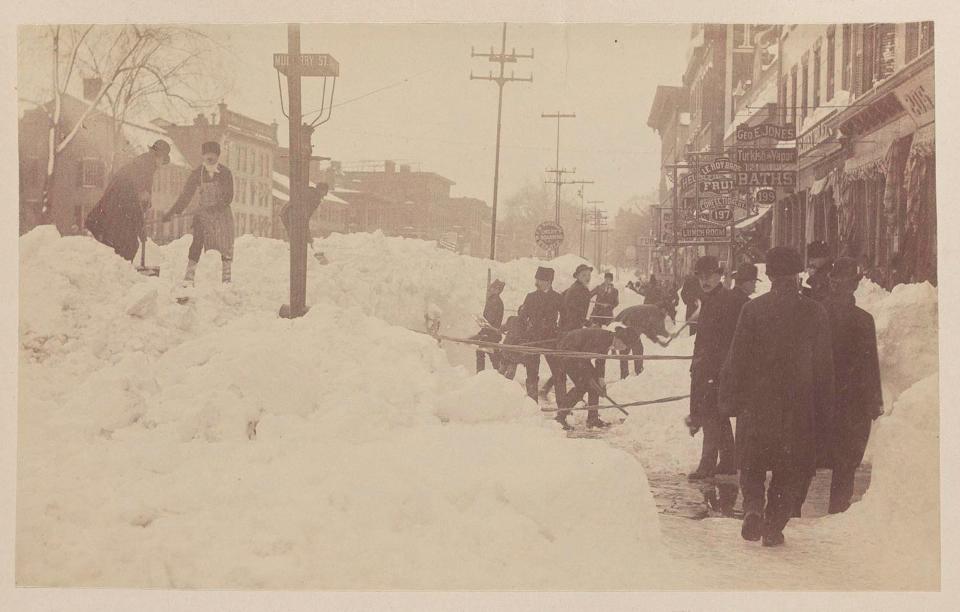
[720,247,835,547]
[590,271,619,325]
[85,139,170,262]
[474,279,505,373]
[686,256,749,480]
[518,267,563,400]
[824,258,883,514]
[553,326,639,431]
[163,141,235,285]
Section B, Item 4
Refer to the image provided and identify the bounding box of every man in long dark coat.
[590,271,619,325]
[719,247,835,547]
[85,140,170,261]
[802,240,834,302]
[518,267,563,401]
[554,326,639,430]
[687,256,750,480]
[560,264,594,332]
[823,257,884,514]
[680,273,704,335]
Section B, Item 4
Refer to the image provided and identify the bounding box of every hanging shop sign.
[656,207,676,244]
[893,68,935,127]
[755,188,777,204]
[736,122,797,142]
[735,147,798,164]
[734,170,797,187]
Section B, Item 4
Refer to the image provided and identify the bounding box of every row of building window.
[222,141,271,179]
[780,22,934,131]
[233,177,272,208]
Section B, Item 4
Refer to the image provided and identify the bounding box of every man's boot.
[555,412,574,431]
[221,257,232,283]
[762,531,785,547]
[741,512,763,541]
[586,412,611,429]
[182,260,197,287]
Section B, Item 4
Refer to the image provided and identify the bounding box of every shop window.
[813,43,822,110]
[80,158,105,188]
[919,22,934,53]
[905,23,920,63]
[801,55,809,122]
[790,66,798,129]
[841,24,852,91]
[826,28,836,101]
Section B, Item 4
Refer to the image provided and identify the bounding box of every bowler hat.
[150,139,171,164]
[573,263,594,277]
[535,266,555,282]
[733,262,758,281]
[201,141,221,156]
[765,247,804,276]
[694,255,720,275]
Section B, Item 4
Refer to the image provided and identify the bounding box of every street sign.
[755,188,777,204]
[274,53,340,77]
[735,147,798,164]
[535,221,565,250]
[676,224,731,243]
[734,170,797,187]
[736,122,797,142]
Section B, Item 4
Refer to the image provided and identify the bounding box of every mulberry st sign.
[274,53,341,77]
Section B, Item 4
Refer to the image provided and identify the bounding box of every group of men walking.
[476,264,673,431]
[686,243,883,547]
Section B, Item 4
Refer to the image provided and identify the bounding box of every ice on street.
[16,227,939,589]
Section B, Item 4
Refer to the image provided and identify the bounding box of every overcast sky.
[20,23,692,212]
[200,23,691,212]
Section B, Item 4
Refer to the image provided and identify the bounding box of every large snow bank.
[17,227,668,589]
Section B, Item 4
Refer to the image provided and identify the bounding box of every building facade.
[19,94,190,238]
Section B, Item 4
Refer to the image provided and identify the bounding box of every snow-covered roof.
[121,121,189,167]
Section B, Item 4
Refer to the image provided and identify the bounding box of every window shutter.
[877,24,896,81]
[905,23,920,62]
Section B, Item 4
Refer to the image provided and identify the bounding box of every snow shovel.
[137,237,160,277]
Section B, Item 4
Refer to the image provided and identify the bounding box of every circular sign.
[755,188,777,204]
[535,221,565,250]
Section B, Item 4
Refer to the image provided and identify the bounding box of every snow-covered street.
[17,228,940,590]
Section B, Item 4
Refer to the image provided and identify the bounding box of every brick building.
[19,93,190,237]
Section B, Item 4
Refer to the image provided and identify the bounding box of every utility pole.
[587,199,605,267]
[285,24,306,318]
[565,180,594,257]
[471,23,533,266]
[542,111,575,256]
[274,24,339,318]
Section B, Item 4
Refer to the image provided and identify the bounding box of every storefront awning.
[910,121,935,159]
[735,205,772,230]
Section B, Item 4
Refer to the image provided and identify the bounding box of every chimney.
[217,102,228,125]
[194,113,209,126]
[384,160,396,174]
[83,77,102,101]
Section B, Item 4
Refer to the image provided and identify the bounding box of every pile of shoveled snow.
[17,227,670,589]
